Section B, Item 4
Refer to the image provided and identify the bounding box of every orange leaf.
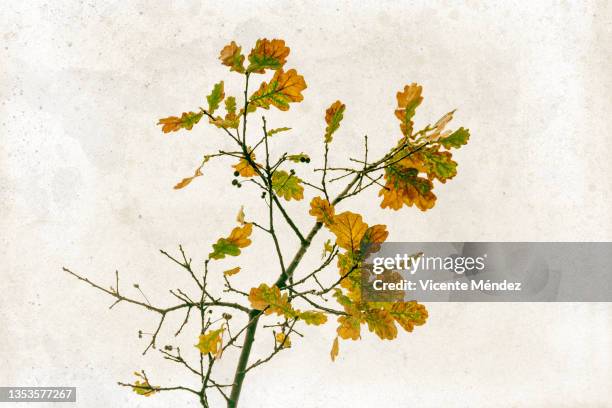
[309,196,335,225]
[249,69,307,111]
[328,211,369,251]
[227,223,252,248]
[247,38,290,73]
[219,41,245,73]
[223,267,241,276]
[395,83,423,137]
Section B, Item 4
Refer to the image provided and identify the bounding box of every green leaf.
[207,81,225,115]
[209,238,240,260]
[271,170,304,201]
[287,153,310,163]
[324,101,346,143]
[299,310,328,325]
[422,149,457,183]
[440,127,470,149]
[268,127,292,136]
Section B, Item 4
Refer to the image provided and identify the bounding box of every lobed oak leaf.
[209,223,253,260]
[232,151,260,178]
[389,301,428,332]
[206,81,225,115]
[395,83,423,137]
[440,127,470,149]
[219,41,245,73]
[247,38,290,73]
[364,308,398,340]
[379,165,437,211]
[324,100,345,143]
[236,206,246,225]
[337,314,361,340]
[299,310,328,326]
[328,211,369,251]
[275,332,291,349]
[309,196,335,225]
[248,283,297,318]
[157,111,203,133]
[249,69,307,111]
[195,327,224,355]
[271,170,304,201]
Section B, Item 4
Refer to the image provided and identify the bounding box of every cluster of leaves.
[380,84,470,210]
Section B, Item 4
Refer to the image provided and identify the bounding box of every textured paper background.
[1,1,611,407]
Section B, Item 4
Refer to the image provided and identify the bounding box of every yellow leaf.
[328,211,369,251]
[299,310,328,326]
[131,372,159,397]
[249,69,307,111]
[173,156,211,190]
[309,196,335,225]
[227,223,253,248]
[275,333,291,349]
[195,327,224,355]
[248,283,298,318]
[337,314,361,340]
[223,267,241,276]
[232,151,259,178]
[330,337,339,361]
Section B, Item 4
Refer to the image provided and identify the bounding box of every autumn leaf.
[267,127,291,136]
[174,155,211,190]
[271,170,304,201]
[420,147,457,183]
[364,308,397,340]
[275,332,291,349]
[223,267,241,276]
[379,165,437,211]
[209,96,241,129]
[195,327,224,355]
[233,151,259,178]
[247,38,290,73]
[131,371,159,397]
[309,196,335,225]
[440,127,470,149]
[328,211,369,251]
[324,100,346,143]
[219,41,245,73]
[209,223,253,260]
[321,239,334,259]
[207,81,225,115]
[248,284,297,318]
[337,314,361,340]
[249,69,307,111]
[157,111,203,133]
[299,310,328,326]
[389,301,428,332]
[359,224,389,256]
[236,206,246,225]
[395,83,423,137]
[330,337,339,361]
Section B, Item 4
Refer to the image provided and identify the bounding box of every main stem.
[227,177,360,408]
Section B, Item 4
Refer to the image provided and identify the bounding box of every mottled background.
[1,1,611,407]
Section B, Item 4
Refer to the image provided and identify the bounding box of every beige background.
[2,1,612,407]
